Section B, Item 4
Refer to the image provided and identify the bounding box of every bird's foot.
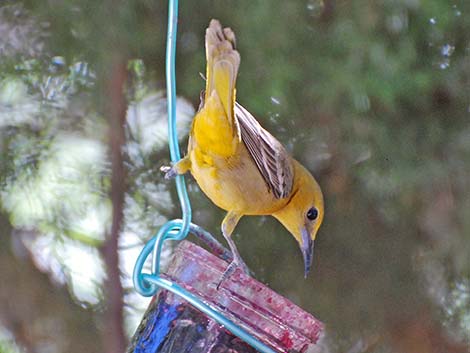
[160,165,177,180]
[217,258,250,290]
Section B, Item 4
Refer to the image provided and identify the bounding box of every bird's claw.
[160,165,177,180]
[216,259,251,290]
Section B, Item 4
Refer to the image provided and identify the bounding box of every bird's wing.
[235,102,294,199]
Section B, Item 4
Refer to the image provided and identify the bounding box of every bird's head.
[273,161,324,278]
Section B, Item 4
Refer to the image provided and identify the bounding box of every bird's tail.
[204,19,240,126]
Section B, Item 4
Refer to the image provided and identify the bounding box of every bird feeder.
[129,241,323,353]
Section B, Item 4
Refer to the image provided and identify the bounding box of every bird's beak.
[301,226,314,278]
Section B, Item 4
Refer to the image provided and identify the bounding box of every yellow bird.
[163,19,324,278]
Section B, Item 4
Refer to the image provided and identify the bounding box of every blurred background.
[0,0,469,352]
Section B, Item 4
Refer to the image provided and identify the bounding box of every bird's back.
[188,20,289,215]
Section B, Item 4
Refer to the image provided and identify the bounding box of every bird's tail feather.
[205,19,240,126]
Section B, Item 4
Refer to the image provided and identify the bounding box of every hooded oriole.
[162,19,324,278]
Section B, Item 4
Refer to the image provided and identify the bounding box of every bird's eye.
[306,207,318,221]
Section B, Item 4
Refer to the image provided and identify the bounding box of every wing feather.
[235,103,294,199]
